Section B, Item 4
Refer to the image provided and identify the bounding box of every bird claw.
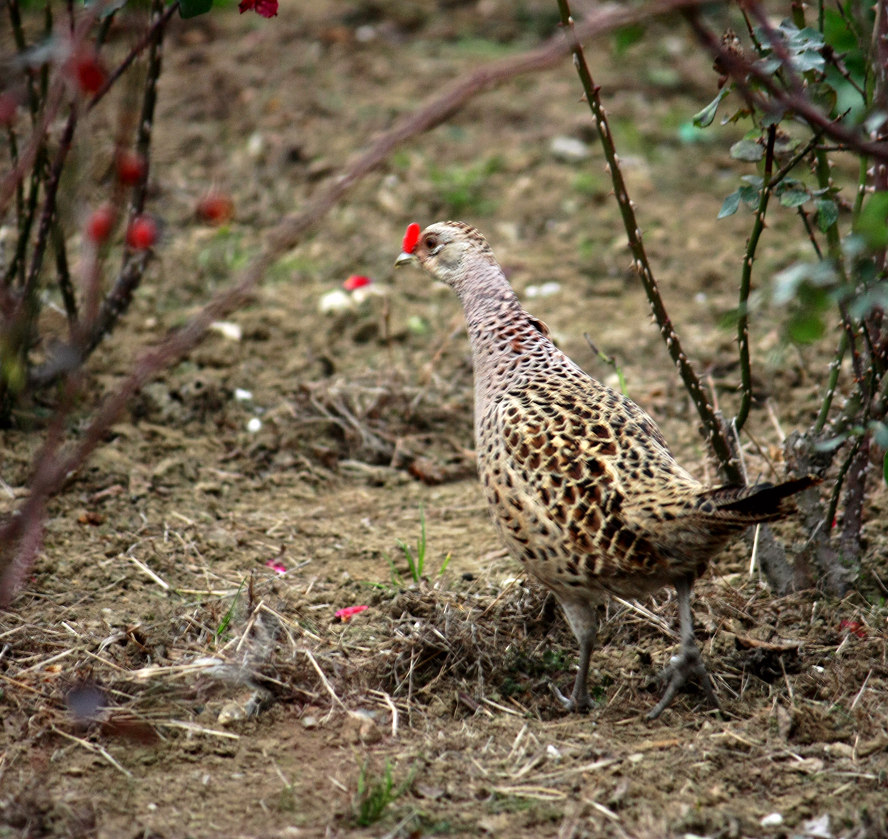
[647,645,719,720]
[551,683,592,713]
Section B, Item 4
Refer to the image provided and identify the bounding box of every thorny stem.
[24,105,78,301]
[815,149,867,386]
[556,0,741,481]
[824,432,864,542]
[0,12,95,219]
[815,332,847,433]
[87,1,180,113]
[32,0,170,385]
[52,223,78,332]
[736,124,777,432]
[797,207,824,260]
[94,0,164,349]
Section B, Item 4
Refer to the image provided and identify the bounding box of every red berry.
[86,205,115,244]
[74,53,106,94]
[402,222,420,254]
[116,151,145,186]
[126,216,157,250]
[196,193,234,224]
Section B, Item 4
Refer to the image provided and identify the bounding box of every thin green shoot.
[383,506,451,586]
[353,759,415,827]
[584,333,627,395]
[215,578,246,639]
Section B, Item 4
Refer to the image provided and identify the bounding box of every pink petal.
[265,559,287,574]
[254,0,278,16]
[335,605,369,621]
[343,275,372,291]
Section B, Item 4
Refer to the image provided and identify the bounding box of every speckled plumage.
[396,221,814,719]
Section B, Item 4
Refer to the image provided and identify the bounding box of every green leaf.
[815,433,849,452]
[810,81,838,115]
[816,198,839,232]
[612,24,645,54]
[788,312,826,344]
[730,139,764,162]
[738,184,761,206]
[179,0,213,18]
[718,308,740,330]
[694,88,730,128]
[871,421,888,450]
[854,192,888,249]
[718,190,742,219]
[778,186,810,208]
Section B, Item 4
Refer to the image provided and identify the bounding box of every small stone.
[550,135,590,162]
[359,718,382,744]
[210,321,242,341]
[760,813,783,827]
[218,702,244,726]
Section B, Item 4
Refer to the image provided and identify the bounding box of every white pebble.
[525,281,561,299]
[550,135,590,162]
[210,321,242,341]
[760,813,783,827]
[319,289,353,314]
[247,417,262,433]
[234,388,252,401]
[246,131,264,158]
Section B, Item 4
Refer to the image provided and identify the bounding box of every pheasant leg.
[647,575,719,720]
[553,600,599,712]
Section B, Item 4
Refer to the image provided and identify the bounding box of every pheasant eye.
[424,237,436,249]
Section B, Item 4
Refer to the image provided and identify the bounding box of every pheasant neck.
[452,260,556,420]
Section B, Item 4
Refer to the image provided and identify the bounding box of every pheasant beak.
[394,251,417,268]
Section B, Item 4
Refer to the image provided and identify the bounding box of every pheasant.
[395,220,815,719]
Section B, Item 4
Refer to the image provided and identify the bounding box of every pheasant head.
[394,221,498,292]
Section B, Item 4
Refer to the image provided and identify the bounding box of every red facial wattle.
[402,222,420,254]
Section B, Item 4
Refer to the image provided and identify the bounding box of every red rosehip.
[86,205,115,244]
[196,192,234,224]
[126,215,157,250]
[74,52,106,94]
[116,151,146,186]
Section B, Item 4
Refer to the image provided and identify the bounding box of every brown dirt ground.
[2,2,888,837]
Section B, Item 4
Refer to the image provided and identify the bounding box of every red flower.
[265,558,286,574]
[238,0,278,17]
[334,605,368,622]
[343,275,372,291]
